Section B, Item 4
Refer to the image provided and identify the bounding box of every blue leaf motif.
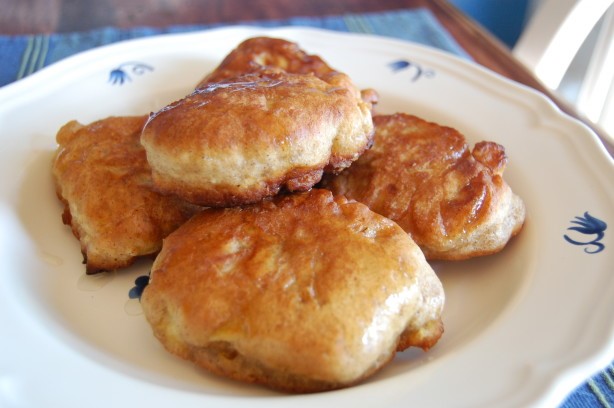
[388,59,435,82]
[108,62,153,86]
[109,68,129,85]
[564,211,607,254]
[568,225,597,234]
[128,274,150,301]
[389,60,410,72]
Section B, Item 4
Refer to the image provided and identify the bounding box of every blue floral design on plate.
[109,62,153,85]
[564,212,607,254]
[128,274,150,301]
[389,60,435,82]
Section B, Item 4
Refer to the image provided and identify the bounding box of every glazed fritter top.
[197,36,378,107]
[322,113,526,260]
[52,116,201,273]
[141,69,374,207]
[141,189,444,392]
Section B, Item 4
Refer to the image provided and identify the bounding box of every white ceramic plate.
[1,26,612,408]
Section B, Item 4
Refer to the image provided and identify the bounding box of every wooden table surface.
[2,0,613,155]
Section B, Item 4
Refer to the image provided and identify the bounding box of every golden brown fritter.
[52,116,201,274]
[321,113,526,260]
[198,36,336,85]
[196,36,379,107]
[141,69,374,207]
[141,189,444,393]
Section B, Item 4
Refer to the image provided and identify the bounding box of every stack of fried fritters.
[52,37,525,393]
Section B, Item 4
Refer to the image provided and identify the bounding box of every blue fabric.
[0,9,469,87]
[0,7,612,407]
[449,0,529,47]
[563,362,614,408]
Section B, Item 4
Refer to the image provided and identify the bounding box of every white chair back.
[513,0,614,141]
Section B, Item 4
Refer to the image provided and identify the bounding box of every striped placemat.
[0,9,469,87]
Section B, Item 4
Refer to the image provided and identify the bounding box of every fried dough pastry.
[141,189,444,393]
[52,116,201,274]
[321,113,526,260]
[196,36,378,107]
[141,69,374,207]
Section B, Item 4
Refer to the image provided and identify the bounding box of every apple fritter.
[196,36,378,107]
[141,189,444,392]
[52,116,201,274]
[141,69,374,207]
[321,113,526,260]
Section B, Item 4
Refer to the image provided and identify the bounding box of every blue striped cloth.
[0,8,612,408]
[569,365,614,407]
[1,9,470,86]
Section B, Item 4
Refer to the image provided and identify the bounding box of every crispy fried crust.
[321,113,526,260]
[52,116,201,274]
[141,189,444,392]
[196,36,378,107]
[141,70,374,207]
